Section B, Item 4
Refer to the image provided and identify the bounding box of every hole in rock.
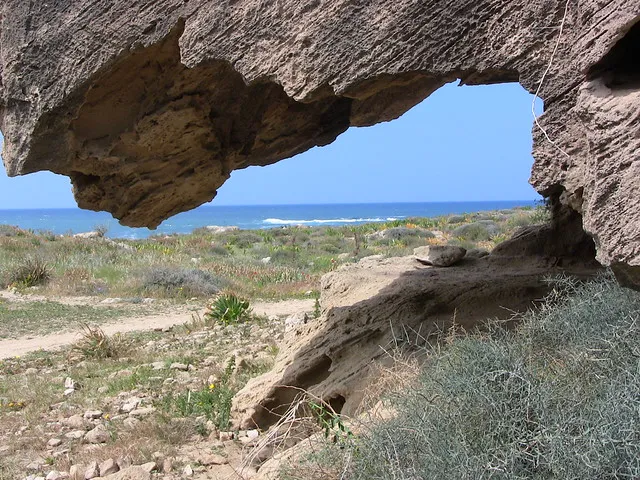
[327,394,346,414]
[588,20,640,89]
[215,82,543,211]
[251,354,334,427]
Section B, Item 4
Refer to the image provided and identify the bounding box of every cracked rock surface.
[0,1,638,280]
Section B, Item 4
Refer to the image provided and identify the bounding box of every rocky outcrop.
[0,1,638,280]
[233,234,600,429]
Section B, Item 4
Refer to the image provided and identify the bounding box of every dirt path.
[0,297,314,359]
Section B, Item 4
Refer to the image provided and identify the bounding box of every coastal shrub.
[224,231,262,249]
[6,257,51,288]
[205,293,251,326]
[320,243,340,254]
[142,267,222,297]
[447,214,466,224]
[342,275,640,480]
[209,244,230,256]
[366,227,435,249]
[452,220,500,241]
[271,248,299,265]
[0,225,20,237]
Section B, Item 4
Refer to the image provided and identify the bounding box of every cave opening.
[215,81,544,211]
[588,20,640,89]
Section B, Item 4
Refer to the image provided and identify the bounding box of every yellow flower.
[208,384,215,390]
[8,402,14,408]
[104,413,110,420]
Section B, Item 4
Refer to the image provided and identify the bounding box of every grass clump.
[205,293,251,326]
[142,266,222,297]
[6,257,51,288]
[71,324,131,360]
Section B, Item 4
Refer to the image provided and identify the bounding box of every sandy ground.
[0,295,314,359]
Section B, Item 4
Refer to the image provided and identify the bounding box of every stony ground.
[0,298,315,480]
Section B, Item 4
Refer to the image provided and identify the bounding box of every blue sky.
[0,81,543,209]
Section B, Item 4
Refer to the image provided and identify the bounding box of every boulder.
[233,235,600,429]
[413,246,466,267]
[84,425,110,444]
[0,1,637,283]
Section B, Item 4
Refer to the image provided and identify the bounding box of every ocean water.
[0,201,536,239]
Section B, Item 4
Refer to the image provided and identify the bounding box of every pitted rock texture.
[0,1,638,275]
[233,245,600,429]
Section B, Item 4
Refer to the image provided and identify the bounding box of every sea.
[0,201,537,239]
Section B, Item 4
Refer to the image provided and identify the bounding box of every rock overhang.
[0,1,639,281]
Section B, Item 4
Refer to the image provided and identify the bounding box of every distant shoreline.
[0,200,539,239]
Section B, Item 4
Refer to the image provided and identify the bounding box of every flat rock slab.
[414,246,466,267]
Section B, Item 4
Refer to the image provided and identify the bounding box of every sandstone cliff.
[0,1,638,280]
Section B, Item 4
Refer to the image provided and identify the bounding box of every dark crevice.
[588,19,640,89]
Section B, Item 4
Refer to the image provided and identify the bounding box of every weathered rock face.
[0,1,638,277]
[234,239,600,429]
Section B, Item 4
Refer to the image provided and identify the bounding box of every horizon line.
[0,199,540,211]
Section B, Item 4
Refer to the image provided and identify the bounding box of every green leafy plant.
[161,357,236,430]
[309,400,353,444]
[205,294,251,326]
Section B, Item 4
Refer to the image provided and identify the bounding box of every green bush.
[344,275,640,479]
[452,220,500,241]
[142,267,222,297]
[205,293,251,326]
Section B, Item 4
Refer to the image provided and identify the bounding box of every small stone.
[150,362,165,370]
[199,454,228,466]
[64,414,88,430]
[64,430,85,440]
[84,461,99,479]
[84,425,110,444]
[45,472,64,480]
[183,465,194,476]
[96,386,108,394]
[122,417,141,430]
[68,465,83,480]
[219,431,234,441]
[47,438,62,447]
[99,459,119,476]
[63,378,75,390]
[246,429,259,439]
[119,397,141,413]
[465,248,490,259]
[169,362,188,371]
[26,458,45,472]
[25,367,38,375]
[413,245,466,267]
[128,407,155,418]
[140,462,156,473]
[161,458,172,473]
[100,466,149,480]
[83,409,103,420]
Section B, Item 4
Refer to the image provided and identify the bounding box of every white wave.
[263,217,394,225]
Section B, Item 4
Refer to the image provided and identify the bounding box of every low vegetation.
[0,205,548,301]
[286,274,640,480]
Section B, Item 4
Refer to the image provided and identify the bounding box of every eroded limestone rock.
[233,227,600,429]
[0,2,638,280]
